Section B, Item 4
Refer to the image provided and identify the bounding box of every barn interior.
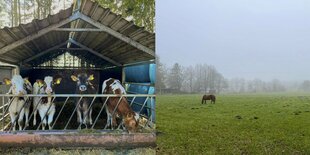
[0,0,155,131]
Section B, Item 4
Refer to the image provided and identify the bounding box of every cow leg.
[112,115,117,129]
[105,107,112,128]
[24,107,29,128]
[48,108,55,130]
[33,103,38,126]
[77,109,83,129]
[89,108,93,125]
[38,109,47,130]
[83,110,88,128]
[77,109,82,124]
[18,109,25,131]
[33,109,37,126]
[9,112,17,131]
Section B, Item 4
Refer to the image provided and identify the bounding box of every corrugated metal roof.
[0,0,155,67]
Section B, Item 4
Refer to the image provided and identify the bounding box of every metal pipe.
[91,96,109,129]
[23,96,42,130]
[1,96,4,130]
[64,96,83,130]
[0,94,155,97]
[51,97,70,129]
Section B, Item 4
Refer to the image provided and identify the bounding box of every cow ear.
[24,77,30,84]
[71,75,78,81]
[126,113,133,118]
[36,79,44,87]
[54,78,62,85]
[88,74,94,81]
[3,78,11,85]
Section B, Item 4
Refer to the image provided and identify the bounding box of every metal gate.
[0,94,155,133]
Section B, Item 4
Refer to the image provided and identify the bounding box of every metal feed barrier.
[0,94,155,132]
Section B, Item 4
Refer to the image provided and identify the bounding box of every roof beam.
[0,58,18,66]
[58,48,84,50]
[0,12,79,55]
[76,12,155,57]
[19,25,41,51]
[3,27,35,56]
[54,28,103,32]
[22,41,69,63]
[69,38,121,66]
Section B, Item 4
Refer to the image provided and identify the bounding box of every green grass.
[156,93,310,154]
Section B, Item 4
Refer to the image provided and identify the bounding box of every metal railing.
[0,94,155,133]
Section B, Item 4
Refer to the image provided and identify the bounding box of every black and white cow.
[33,76,62,130]
[71,73,96,128]
[3,75,29,131]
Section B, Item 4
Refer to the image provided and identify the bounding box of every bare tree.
[167,63,183,92]
[155,55,167,94]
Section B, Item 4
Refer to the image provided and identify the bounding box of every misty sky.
[156,0,310,81]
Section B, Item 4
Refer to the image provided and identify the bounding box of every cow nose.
[79,85,87,91]
[46,88,53,94]
[18,91,24,96]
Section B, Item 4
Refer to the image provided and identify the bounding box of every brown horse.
[202,94,216,104]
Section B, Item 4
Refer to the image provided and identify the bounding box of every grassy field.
[156,93,310,154]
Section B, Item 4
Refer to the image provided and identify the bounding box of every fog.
[156,0,310,81]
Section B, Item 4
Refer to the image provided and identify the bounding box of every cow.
[101,78,139,133]
[22,77,33,128]
[3,75,28,131]
[202,94,216,104]
[71,73,96,128]
[33,76,62,130]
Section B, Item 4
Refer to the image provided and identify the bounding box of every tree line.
[156,56,310,94]
[156,56,228,94]
[0,0,155,32]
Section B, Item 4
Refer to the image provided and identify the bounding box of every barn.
[0,0,155,148]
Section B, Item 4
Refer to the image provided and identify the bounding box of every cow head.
[3,75,26,95]
[124,112,138,133]
[102,78,126,94]
[71,73,94,92]
[23,77,32,94]
[37,76,62,95]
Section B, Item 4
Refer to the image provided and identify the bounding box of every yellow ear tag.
[89,75,94,81]
[55,78,62,84]
[4,79,11,85]
[24,79,30,84]
[71,75,78,82]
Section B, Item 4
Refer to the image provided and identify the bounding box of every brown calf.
[102,78,138,133]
